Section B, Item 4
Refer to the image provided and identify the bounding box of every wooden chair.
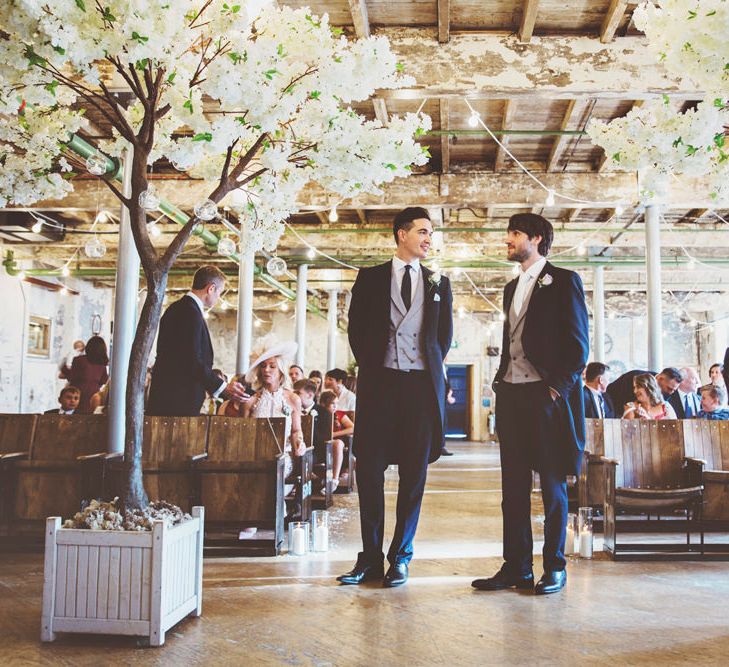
[338,410,356,494]
[683,420,729,528]
[310,411,334,509]
[602,420,704,560]
[197,417,287,556]
[105,416,209,512]
[578,418,615,513]
[3,415,109,544]
[0,414,38,529]
[295,415,315,520]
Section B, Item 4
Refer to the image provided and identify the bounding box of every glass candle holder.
[311,510,329,552]
[565,512,579,556]
[578,506,594,559]
[288,521,309,556]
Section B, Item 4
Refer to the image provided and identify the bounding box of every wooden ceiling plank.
[495,100,516,172]
[440,98,450,174]
[518,0,540,43]
[601,0,629,43]
[438,0,450,44]
[547,98,589,172]
[347,0,370,39]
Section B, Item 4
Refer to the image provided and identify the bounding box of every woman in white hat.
[234,341,306,477]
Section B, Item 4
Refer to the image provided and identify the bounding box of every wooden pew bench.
[0,414,38,529]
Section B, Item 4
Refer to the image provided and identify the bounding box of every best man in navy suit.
[147,266,246,416]
[582,362,615,419]
[338,207,453,588]
[473,213,589,595]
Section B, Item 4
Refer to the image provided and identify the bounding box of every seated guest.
[709,363,726,389]
[308,370,323,397]
[294,380,346,493]
[289,365,305,384]
[324,368,356,411]
[607,367,682,411]
[623,373,678,420]
[90,382,110,414]
[698,384,729,420]
[69,335,110,413]
[319,389,352,493]
[583,362,615,419]
[45,386,81,414]
[668,367,701,418]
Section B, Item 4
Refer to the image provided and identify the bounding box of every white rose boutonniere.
[537,274,553,289]
[429,271,442,301]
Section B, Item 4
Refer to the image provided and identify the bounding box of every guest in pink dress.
[623,372,677,420]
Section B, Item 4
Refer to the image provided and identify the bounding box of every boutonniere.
[282,403,292,417]
[536,274,553,289]
[429,271,442,301]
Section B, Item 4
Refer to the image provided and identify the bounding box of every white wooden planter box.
[41,506,204,646]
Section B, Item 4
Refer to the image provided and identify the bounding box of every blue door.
[445,365,469,439]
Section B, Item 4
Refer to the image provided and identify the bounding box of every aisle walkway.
[2,441,729,665]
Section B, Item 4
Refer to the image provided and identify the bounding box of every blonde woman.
[623,373,677,420]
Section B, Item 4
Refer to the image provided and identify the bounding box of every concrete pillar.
[645,203,663,371]
[592,265,606,362]
[236,250,255,374]
[327,289,338,370]
[295,264,308,368]
[108,145,139,454]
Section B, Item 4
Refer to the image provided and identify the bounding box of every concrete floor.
[2,441,729,666]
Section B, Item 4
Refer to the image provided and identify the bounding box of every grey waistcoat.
[383,266,428,371]
[504,286,542,384]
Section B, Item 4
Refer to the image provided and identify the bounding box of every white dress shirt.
[587,386,604,418]
[677,389,700,417]
[186,291,226,398]
[392,256,420,305]
[512,256,547,315]
[336,386,357,411]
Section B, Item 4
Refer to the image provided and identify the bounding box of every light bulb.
[457,306,466,319]
[194,199,218,221]
[687,258,696,270]
[545,190,556,206]
[615,204,625,216]
[266,256,287,277]
[95,211,109,224]
[149,223,161,238]
[17,271,26,280]
[32,220,43,233]
[139,185,160,212]
[328,206,338,223]
[61,265,70,277]
[281,301,290,312]
[86,151,108,176]
[498,312,506,322]
[203,310,210,320]
[468,111,480,128]
[60,287,69,296]
[577,245,587,256]
[84,237,106,258]
[220,300,229,311]
[254,319,261,328]
[307,247,316,260]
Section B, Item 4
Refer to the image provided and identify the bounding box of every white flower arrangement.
[587,1,729,204]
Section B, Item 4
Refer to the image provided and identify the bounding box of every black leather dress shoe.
[383,562,409,587]
[535,570,566,595]
[440,447,454,456]
[336,561,384,585]
[471,567,534,591]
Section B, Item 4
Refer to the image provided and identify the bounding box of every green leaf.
[659,52,667,61]
[75,0,86,11]
[131,31,149,44]
[662,93,670,106]
[135,58,149,71]
[44,80,59,96]
[415,127,425,137]
[24,45,47,67]
[421,146,431,157]
[101,7,116,23]
[688,10,697,19]
[305,14,321,28]
[192,132,213,142]
[331,27,343,36]
[228,52,243,65]
[167,71,176,84]
[685,144,698,156]
[183,98,193,113]
[395,62,404,73]
[715,97,725,108]
[672,137,683,148]
[277,44,285,57]
[612,152,621,163]
[309,90,321,100]
[52,45,66,55]
[263,69,279,80]
[714,133,725,148]
[707,10,717,16]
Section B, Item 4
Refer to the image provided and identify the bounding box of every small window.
[27,315,52,357]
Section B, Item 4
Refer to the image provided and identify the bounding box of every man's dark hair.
[85,335,109,366]
[289,365,304,374]
[319,390,337,407]
[585,362,610,383]
[507,213,554,256]
[60,385,81,398]
[393,207,430,245]
[325,368,348,384]
[309,369,322,379]
[293,379,317,394]
[192,265,226,290]
[660,367,683,383]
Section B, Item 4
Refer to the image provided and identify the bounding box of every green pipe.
[429,129,587,137]
[64,135,325,316]
[288,226,729,235]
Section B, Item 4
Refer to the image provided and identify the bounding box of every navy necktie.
[401,265,412,310]
[598,393,605,418]
[684,394,694,418]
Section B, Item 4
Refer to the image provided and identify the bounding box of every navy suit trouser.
[496,381,568,574]
[357,368,436,566]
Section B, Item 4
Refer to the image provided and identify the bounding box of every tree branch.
[159,216,198,272]
[100,176,131,208]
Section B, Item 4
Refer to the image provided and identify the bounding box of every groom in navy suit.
[473,213,588,595]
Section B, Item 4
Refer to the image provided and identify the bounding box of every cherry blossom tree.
[0,0,430,510]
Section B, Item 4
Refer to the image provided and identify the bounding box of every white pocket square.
[433,293,441,302]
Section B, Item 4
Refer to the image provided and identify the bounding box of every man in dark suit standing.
[583,362,615,419]
[147,266,246,416]
[338,207,453,588]
[472,213,588,596]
